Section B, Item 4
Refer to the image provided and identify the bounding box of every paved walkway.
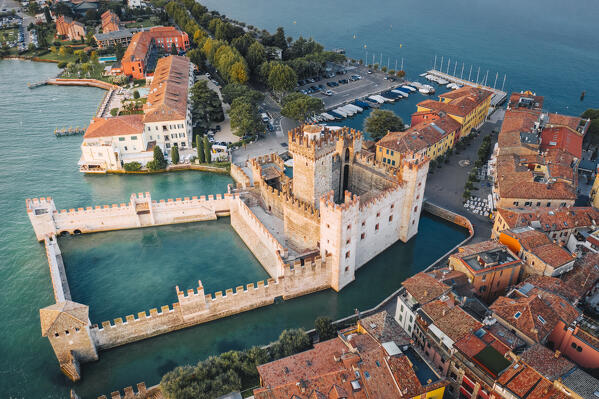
[424,110,505,242]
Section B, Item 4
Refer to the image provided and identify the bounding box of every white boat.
[424,84,435,94]
[321,113,335,121]
[334,108,348,117]
[340,105,355,116]
[377,95,393,102]
[402,85,417,92]
[368,95,385,104]
[437,78,449,85]
[410,82,424,89]
[391,89,408,98]
[345,104,363,112]
[447,83,455,89]
[419,87,430,94]
[419,72,427,77]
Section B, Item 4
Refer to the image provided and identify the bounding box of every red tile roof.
[143,55,190,123]
[417,87,492,118]
[496,207,599,232]
[83,114,144,139]
[519,344,575,380]
[402,272,451,304]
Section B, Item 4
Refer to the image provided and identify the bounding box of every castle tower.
[288,125,337,208]
[319,191,360,291]
[398,154,429,242]
[26,197,57,241]
[40,300,98,381]
[334,127,363,201]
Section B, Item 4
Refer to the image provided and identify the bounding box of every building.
[128,0,142,8]
[395,271,452,335]
[253,312,448,399]
[498,227,576,277]
[94,28,134,49]
[492,92,587,210]
[376,112,461,166]
[80,55,193,172]
[55,15,85,41]
[100,10,120,33]
[121,27,190,79]
[416,86,493,138]
[492,206,599,243]
[448,240,522,303]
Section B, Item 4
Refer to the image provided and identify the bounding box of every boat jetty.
[422,69,507,107]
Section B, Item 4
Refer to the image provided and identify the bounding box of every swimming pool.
[99,55,117,63]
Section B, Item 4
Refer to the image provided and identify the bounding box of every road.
[424,109,505,242]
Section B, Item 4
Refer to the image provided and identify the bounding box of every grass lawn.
[124,16,160,28]
[0,27,18,45]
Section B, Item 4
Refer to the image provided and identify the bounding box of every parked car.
[339,79,348,84]
[367,70,373,74]
[215,125,221,131]
[324,90,333,96]
[310,85,320,92]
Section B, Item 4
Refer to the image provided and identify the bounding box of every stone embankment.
[47,78,119,91]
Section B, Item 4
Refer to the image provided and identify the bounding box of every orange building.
[55,15,85,41]
[121,27,190,79]
[449,240,522,303]
[100,10,120,33]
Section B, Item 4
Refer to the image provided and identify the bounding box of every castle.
[26,125,429,381]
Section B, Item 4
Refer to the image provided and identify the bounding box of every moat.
[2,60,467,398]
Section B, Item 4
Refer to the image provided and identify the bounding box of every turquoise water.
[0,59,467,398]
[201,0,599,116]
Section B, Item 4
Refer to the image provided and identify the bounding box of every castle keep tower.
[288,125,337,207]
[398,154,429,242]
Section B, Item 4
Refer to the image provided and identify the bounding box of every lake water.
[0,59,467,398]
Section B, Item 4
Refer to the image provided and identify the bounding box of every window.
[392,160,396,166]
[376,212,380,218]
[389,215,393,222]
[375,223,379,231]
[514,311,522,319]
[538,315,546,324]
[347,224,351,231]
[124,146,128,151]
[513,202,519,206]
[345,266,349,272]
[345,251,350,259]
[414,206,418,212]
[361,233,365,240]
[118,137,125,141]
[391,204,394,209]
[346,239,351,245]
[131,136,138,140]
[362,221,365,227]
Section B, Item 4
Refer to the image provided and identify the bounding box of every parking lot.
[296,64,401,110]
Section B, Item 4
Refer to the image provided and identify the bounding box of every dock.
[55,127,86,137]
[425,69,507,107]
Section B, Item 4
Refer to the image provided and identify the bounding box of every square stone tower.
[288,125,338,208]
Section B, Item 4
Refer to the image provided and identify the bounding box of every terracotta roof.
[143,55,190,123]
[508,92,544,111]
[527,243,574,269]
[562,253,599,298]
[402,272,451,304]
[496,207,599,232]
[358,311,411,347]
[417,87,492,118]
[515,275,577,303]
[378,114,461,153]
[548,113,584,133]
[519,344,575,380]
[540,126,583,158]
[122,31,153,63]
[83,114,144,139]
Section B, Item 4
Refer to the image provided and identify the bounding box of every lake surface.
[0,59,467,398]
[202,0,599,116]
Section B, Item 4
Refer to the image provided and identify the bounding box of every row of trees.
[160,317,337,399]
[364,109,405,141]
[195,135,212,163]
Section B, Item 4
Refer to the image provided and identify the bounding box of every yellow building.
[416,86,492,138]
[376,113,461,165]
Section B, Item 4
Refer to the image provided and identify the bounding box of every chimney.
[554,350,561,359]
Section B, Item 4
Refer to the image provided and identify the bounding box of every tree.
[229,98,262,137]
[110,108,118,116]
[267,63,297,101]
[196,135,205,163]
[114,43,125,61]
[148,146,167,170]
[271,329,310,359]
[123,161,141,171]
[364,109,404,141]
[221,83,264,105]
[171,145,180,164]
[280,92,323,121]
[57,61,67,69]
[203,136,212,163]
[43,6,52,23]
[246,41,266,72]
[582,109,599,144]
[229,61,248,84]
[170,43,178,55]
[133,90,140,99]
[190,81,224,129]
[314,317,336,341]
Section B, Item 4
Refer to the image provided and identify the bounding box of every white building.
[79,55,194,172]
[128,0,142,7]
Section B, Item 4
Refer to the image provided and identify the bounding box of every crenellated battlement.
[260,183,320,222]
[96,382,150,399]
[26,196,55,212]
[359,185,402,211]
[354,152,402,181]
[319,190,360,213]
[287,125,364,161]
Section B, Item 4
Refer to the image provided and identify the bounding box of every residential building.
[376,112,461,166]
[121,27,190,79]
[448,240,522,303]
[94,28,134,49]
[100,10,120,33]
[253,312,448,399]
[416,86,493,138]
[498,227,576,277]
[492,206,599,244]
[80,55,193,172]
[395,272,452,335]
[55,15,85,41]
[492,92,587,210]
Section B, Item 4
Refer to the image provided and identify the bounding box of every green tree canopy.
[364,109,405,141]
[229,98,262,137]
[246,41,266,72]
[267,63,297,100]
[280,92,323,122]
[582,109,599,144]
[190,80,224,130]
[203,136,212,163]
[147,146,167,170]
[314,317,336,341]
[271,329,311,359]
[171,145,180,164]
[221,83,264,105]
[196,135,205,163]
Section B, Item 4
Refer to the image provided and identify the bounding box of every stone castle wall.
[92,257,331,350]
[44,236,71,302]
[26,193,236,240]
[230,163,251,188]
